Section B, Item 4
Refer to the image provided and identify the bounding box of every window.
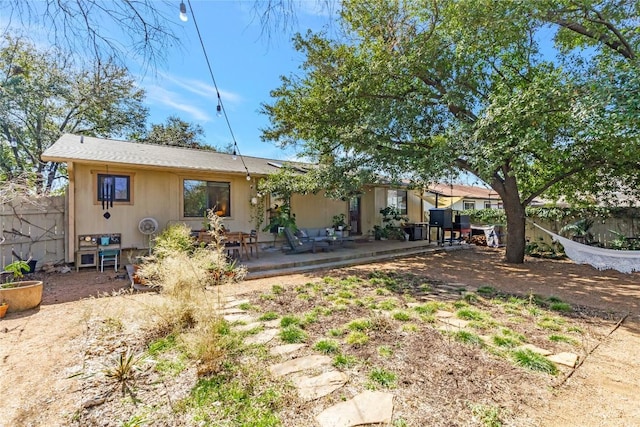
[387,189,407,215]
[484,201,492,209]
[183,180,231,217]
[97,174,130,202]
[463,200,476,210]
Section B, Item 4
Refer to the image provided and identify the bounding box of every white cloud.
[145,85,212,121]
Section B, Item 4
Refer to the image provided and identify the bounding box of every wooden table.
[224,231,251,260]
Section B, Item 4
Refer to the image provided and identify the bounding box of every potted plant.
[332,214,347,231]
[0,260,43,313]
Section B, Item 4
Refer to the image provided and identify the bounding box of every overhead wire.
[184,0,251,179]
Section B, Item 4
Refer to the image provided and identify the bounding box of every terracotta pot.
[0,280,43,313]
[0,303,8,318]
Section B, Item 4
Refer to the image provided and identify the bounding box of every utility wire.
[185,0,251,178]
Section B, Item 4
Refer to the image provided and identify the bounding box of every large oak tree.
[0,36,147,191]
[261,0,640,263]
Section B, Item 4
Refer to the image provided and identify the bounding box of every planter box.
[0,280,44,313]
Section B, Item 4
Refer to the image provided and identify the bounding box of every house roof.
[41,134,311,176]
[427,183,496,199]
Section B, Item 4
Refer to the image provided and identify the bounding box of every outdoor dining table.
[223,231,251,260]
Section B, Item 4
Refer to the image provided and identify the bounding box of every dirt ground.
[1,246,639,426]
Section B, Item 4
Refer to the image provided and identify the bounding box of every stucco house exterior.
[42,134,432,265]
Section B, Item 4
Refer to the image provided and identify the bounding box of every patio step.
[244,241,469,280]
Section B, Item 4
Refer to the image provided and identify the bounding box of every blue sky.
[139,1,333,160]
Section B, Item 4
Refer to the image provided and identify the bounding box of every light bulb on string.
[179,2,188,22]
[216,103,222,117]
[246,173,251,181]
[232,149,237,161]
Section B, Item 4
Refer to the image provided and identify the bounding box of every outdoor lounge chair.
[284,227,329,254]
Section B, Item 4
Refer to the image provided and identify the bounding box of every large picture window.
[183,180,231,218]
[97,174,131,202]
[387,189,407,215]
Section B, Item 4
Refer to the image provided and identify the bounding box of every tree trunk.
[503,194,526,264]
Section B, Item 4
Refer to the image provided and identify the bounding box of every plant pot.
[0,303,8,318]
[0,280,43,313]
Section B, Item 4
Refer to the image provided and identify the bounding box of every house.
[42,134,428,265]
[42,134,502,266]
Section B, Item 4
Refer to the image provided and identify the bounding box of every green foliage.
[0,35,147,191]
[470,403,503,427]
[152,223,195,258]
[138,115,210,149]
[2,260,29,281]
[261,1,640,263]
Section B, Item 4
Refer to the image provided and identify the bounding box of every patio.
[240,238,468,279]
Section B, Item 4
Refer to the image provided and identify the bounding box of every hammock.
[531,222,640,274]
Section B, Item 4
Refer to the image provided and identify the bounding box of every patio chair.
[246,229,259,258]
[284,227,328,254]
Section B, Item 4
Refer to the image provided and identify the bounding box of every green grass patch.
[401,323,419,332]
[328,328,344,337]
[347,318,372,331]
[549,302,572,312]
[280,325,308,344]
[537,316,566,331]
[453,330,485,348]
[477,286,498,296]
[470,403,503,427]
[378,299,399,310]
[314,339,340,354]
[333,353,358,369]
[377,345,393,358]
[368,367,397,388]
[187,374,281,426]
[456,308,486,321]
[258,311,279,321]
[345,331,370,346]
[511,349,558,374]
[280,315,301,328]
[413,301,442,315]
[392,311,412,321]
[147,334,178,356]
[271,284,285,295]
[549,334,578,345]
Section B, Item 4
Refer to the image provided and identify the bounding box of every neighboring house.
[42,134,348,264]
[421,183,502,213]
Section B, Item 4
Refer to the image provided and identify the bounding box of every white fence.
[1,195,66,270]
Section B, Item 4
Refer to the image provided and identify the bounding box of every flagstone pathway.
[220,295,579,427]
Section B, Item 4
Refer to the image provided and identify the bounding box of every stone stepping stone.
[233,322,263,332]
[223,313,256,323]
[438,317,469,328]
[269,355,332,378]
[224,299,250,309]
[263,319,281,328]
[316,390,394,427]
[435,310,454,318]
[518,344,552,356]
[220,307,246,315]
[245,329,278,345]
[292,370,349,401]
[270,343,306,356]
[547,352,578,368]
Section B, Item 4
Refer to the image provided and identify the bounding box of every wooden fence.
[1,194,66,270]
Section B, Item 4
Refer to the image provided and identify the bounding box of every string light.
[179,2,188,22]
[181,0,251,179]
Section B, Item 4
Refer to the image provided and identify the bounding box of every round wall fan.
[138,217,159,235]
